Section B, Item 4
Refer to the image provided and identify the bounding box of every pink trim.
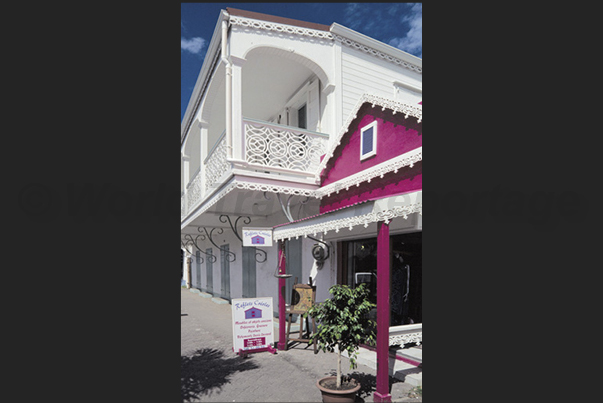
[376,221,391,399]
[373,390,392,402]
[236,346,276,358]
[320,167,422,214]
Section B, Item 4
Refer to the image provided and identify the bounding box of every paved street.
[181,289,421,402]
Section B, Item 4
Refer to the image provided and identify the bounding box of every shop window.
[341,232,422,327]
[360,121,377,160]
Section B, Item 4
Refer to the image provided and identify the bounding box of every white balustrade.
[244,118,328,174]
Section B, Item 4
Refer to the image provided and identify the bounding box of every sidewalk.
[181,289,422,402]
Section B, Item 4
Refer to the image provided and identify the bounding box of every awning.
[273,190,422,241]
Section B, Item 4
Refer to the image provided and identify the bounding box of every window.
[360,121,377,160]
[297,104,307,129]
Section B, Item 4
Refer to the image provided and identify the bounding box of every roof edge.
[181,9,227,143]
[330,23,422,68]
[226,7,331,32]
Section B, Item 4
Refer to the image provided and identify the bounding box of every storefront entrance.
[340,231,422,326]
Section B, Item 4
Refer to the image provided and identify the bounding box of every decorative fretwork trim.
[244,120,327,173]
[181,178,319,225]
[230,16,334,41]
[316,147,422,198]
[333,34,422,74]
[234,181,318,197]
[317,94,422,175]
[187,169,204,211]
[273,200,422,241]
[389,332,422,346]
[229,17,421,73]
[205,135,230,192]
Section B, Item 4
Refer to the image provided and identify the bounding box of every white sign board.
[231,297,274,353]
[242,227,273,247]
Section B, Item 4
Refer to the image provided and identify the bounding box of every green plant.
[408,385,422,398]
[305,283,376,388]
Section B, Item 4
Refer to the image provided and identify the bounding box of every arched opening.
[241,46,331,132]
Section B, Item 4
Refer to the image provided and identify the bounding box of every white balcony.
[181,118,329,221]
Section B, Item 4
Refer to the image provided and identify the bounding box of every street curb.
[211,297,229,305]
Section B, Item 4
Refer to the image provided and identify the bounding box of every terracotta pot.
[316,376,361,403]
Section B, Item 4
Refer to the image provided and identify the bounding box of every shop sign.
[242,227,273,247]
[231,297,274,353]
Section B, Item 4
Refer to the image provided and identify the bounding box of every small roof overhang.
[273,190,422,241]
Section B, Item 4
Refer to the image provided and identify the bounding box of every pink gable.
[319,102,422,214]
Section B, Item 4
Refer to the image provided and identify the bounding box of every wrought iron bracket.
[200,226,236,262]
[181,239,201,263]
[219,214,267,264]
[273,194,330,264]
[182,233,217,263]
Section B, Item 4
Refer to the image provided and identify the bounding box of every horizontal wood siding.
[341,47,421,122]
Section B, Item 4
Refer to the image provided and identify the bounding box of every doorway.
[340,231,422,326]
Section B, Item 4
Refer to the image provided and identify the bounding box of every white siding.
[340,46,422,122]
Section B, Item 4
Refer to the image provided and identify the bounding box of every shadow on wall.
[181,348,259,402]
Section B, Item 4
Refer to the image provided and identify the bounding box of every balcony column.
[197,119,210,199]
[182,153,190,212]
[230,55,246,163]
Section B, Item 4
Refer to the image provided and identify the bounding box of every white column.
[182,153,190,196]
[182,248,191,288]
[198,119,209,199]
[230,55,246,162]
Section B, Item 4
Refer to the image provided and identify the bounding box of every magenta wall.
[319,103,422,214]
[320,163,422,213]
[320,103,422,187]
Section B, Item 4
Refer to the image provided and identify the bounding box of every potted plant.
[305,283,376,403]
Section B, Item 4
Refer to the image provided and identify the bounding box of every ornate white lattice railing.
[204,132,230,192]
[181,191,186,218]
[243,118,328,175]
[187,167,203,212]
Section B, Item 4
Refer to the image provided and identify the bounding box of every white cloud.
[388,3,422,58]
[181,37,206,54]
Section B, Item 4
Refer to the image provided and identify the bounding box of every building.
[181,7,421,401]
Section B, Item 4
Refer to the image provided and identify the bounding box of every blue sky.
[181,3,422,122]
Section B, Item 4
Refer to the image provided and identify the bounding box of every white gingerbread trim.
[317,94,422,176]
[389,332,422,346]
[233,180,317,197]
[181,177,320,227]
[230,16,334,41]
[316,147,422,198]
[332,34,422,74]
[273,192,422,241]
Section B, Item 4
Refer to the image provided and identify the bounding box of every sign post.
[231,297,276,357]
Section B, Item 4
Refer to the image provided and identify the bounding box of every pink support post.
[277,240,287,350]
[374,221,392,402]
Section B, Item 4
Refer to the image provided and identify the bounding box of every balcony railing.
[204,131,228,193]
[181,119,329,221]
[243,118,329,174]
